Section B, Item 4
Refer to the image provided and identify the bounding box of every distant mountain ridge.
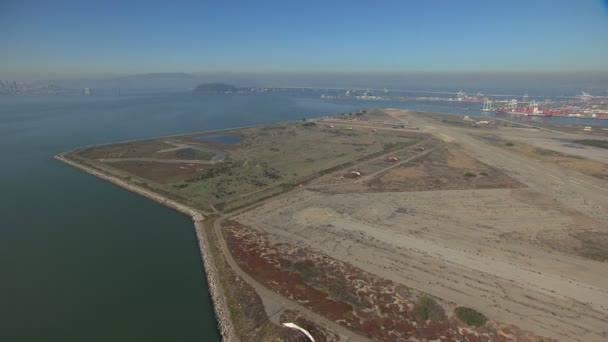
[48,73,204,90]
[11,71,608,95]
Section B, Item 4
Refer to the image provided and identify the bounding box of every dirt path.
[390,111,608,222]
[353,147,434,183]
[98,157,217,164]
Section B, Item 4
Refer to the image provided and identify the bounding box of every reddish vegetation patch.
[225,224,352,321]
[224,221,551,341]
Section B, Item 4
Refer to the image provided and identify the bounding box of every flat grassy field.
[69,120,422,212]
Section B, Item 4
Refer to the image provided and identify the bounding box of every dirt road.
[394,111,608,222]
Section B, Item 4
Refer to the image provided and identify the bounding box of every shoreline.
[54,153,237,342]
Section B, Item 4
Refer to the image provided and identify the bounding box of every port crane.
[482,99,494,112]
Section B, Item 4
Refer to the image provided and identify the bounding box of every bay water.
[1,90,604,341]
[0,91,363,342]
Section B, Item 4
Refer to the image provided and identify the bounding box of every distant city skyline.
[2,0,608,80]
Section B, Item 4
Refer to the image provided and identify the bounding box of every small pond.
[195,134,241,145]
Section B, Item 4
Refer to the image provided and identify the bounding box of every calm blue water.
[0,91,364,342]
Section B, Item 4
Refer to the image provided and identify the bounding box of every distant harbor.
[314,88,608,120]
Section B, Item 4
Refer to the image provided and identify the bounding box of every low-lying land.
[68,120,422,212]
[59,108,608,342]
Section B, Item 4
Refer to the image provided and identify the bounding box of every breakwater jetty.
[54,153,237,341]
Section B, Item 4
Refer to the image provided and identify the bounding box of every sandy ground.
[230,110,608,341]
[489,127,608,164]
[235,188,608,341]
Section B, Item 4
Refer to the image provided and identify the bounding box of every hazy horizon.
[2,71,606,96]
[2,0,608,81]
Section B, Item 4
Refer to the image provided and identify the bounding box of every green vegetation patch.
[77,140,170,159]
[184,160,282,199]
[328,285,365,310]
[454,307,487,326]
[505,142,514,146]
[413,296,445,321]
[573,139,608,149]
[291,260,317,280]
[73,120,423,211]
[464,172,477,178]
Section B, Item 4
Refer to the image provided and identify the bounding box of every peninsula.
[56,109,608,341]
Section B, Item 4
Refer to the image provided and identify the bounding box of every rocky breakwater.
[54,153,237,341]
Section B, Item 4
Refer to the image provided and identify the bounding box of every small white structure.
[282,322,315,342]
[457,90,466,101]
[350,171,362,177]
[583,126,592,131]
[387,156,399,162]
[476,120,489,125]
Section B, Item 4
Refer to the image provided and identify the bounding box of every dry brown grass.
[447,148,485,170]
[372,144,522,192]
[501,140,608,180]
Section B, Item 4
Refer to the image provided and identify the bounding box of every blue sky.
[1,0,608,79]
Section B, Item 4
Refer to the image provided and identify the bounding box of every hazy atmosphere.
[3,2,608,342]
[2,0,608,85]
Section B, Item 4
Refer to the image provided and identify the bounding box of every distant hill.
[50,73,204,90]
[194,83,239,93]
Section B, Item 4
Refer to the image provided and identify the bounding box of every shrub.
[455,307,486,326]
[291,260,316,279]
[464,172,477,178]
[573,139,608,149]
[414,296,445,321]
[505,142,514,146]
[302,121,317,127]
